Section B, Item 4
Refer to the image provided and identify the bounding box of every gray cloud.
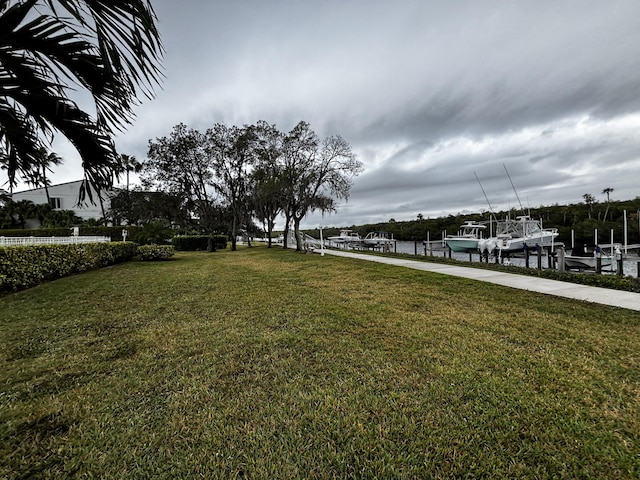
[6,0,640,230]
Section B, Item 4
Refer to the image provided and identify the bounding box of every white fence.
[0,236,111,247]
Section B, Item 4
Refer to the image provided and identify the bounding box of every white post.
[624,210,628,254]
[610,229,614,256]
[594,228,598,249]
[571,229,575,249]
[319,226,324,256]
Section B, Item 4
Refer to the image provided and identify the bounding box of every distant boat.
[445,221,487,253]
[363,231,396,248]
[478,215,558,253]
[327,229,362,245]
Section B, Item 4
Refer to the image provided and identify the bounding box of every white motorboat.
[477,215,558,253]
[445,221,487,253]
[564,255,613,270]
[363,231,396,248]
[564,245,614,270]
[327,229,362,245]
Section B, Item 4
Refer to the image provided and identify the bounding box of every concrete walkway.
[321,249,640,312]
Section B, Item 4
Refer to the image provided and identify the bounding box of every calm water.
[386,240,639,278]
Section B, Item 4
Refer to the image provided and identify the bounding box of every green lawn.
[1,246,639,479]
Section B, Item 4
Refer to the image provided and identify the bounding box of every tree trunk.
[283,213,291,249]
[231,214,237,251]
[42,166,52,204]
[267,218,275,248]
[99,196,108,226]
[294,217,303,251]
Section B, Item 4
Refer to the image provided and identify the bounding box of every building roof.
[12,179,85,194]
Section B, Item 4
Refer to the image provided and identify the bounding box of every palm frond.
[0,0,164,199]
[47,0,164,103]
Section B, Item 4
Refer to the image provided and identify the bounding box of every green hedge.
[0,226,142,241]
[171,235,228,251]
[212,235,228,250]
[172,235,210,251]
[137,245,175,261]
[0,242,137,293]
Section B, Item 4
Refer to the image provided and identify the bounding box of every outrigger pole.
[503,164,525,214]
[474,171,498,223]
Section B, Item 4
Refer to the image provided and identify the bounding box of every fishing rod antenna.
[503,164,525,214]
[474,171,497,222]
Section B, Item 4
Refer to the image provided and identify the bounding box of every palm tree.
[24,147,62,203]
[33,202,53,226]
[117,154,143,191]
[41,208,82,227]
[12,198,36,228]
[0,0,163,202]
[582,193,595,219]
[0,191,16,227]
[602,187,614,222]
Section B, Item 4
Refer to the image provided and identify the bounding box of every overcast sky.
[7,0,640,229]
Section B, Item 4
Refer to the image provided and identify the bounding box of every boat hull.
[564,256,613,270]
[446,238,480,253]
[481,231,559,253]
[501,234,558,252]
[362,231,396,247]
[328,238,358,244]
[327,231,362,245]
[363,239,396,246]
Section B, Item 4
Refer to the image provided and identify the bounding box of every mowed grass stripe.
[1,246,639,479]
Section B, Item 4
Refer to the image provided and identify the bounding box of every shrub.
[211,234,228,250]
[133,222,173,245]
[171,235,228,251]
[0,242,137,293]
[172,235,210,251]
[137,244,175,261]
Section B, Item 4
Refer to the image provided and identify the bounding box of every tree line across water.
[2,190,639,250]
[305,196,640,247]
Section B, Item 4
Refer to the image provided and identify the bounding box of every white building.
[11,180,113,227]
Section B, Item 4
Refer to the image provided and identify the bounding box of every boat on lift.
[477,215,558,254]
[363,231,396,248]
[564,244,614,270]
[327,229,362,245]
[445,221,487,253]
